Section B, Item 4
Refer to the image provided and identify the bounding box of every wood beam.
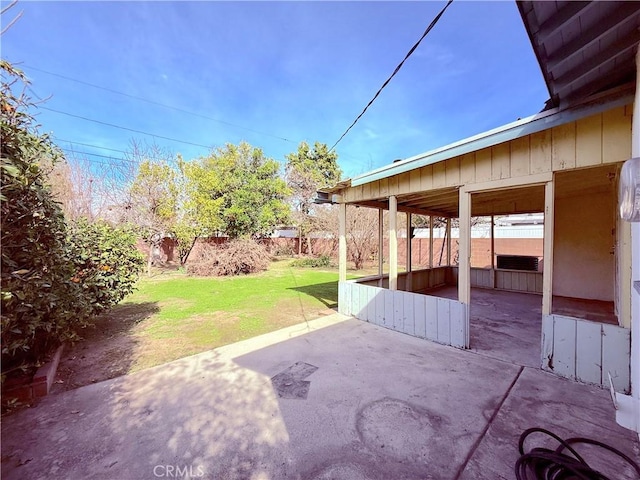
[547,5,639,71]
[554,31,640,94]
[459,190,471,305]
[338,201,347,283]
[542,180,555,315]
[537,2,591,42]
[354,200,453,219]
[378,208,384,285]
[389,196,398,290]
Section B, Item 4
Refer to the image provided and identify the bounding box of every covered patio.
[331,98,632,393]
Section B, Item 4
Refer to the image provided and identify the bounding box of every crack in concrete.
[453,365,525,479]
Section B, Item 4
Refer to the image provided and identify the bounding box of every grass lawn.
[109,259,352,372]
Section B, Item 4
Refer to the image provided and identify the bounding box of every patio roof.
[335,1,639,190]
[517,1,640,109]
[347,86,632,189]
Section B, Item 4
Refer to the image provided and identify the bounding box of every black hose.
[515,427,640,480]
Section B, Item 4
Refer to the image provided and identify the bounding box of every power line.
[23,64,297,144]
[39,105,214,150]
[60,148,138,164]
[55,138,129,155]
[330,0,453,152]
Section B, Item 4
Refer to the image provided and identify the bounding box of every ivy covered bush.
[1,61,143,382]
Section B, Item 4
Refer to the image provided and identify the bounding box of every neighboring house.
[323,2,640,436]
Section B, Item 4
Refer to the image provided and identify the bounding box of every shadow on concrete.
[2,317,638,479]
[51,301,160,393]
[2,349,291,479]
[288,281,339,309]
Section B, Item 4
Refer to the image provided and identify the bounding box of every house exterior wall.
[553,189,616,302]
[342,105,632,204]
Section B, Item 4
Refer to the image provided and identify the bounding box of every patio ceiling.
[517,1,640,108]
[352,164,618,218]
[352,185,546,218]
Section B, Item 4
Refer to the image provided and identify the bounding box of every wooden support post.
[459,190,471,305]
[389,195,398,291]
[378,208,384,287]
[407,213,412,272]
[446,217,452,266]
[429,215,434,268]
[490,214,496,289]
[406,212,412,292]
[542,180,555,315]
[338,201,347,283]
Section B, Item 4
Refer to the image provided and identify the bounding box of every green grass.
[116,259,351,371]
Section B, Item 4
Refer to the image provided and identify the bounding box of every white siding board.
[366,286,378,323]
[375,288,385,326]
[414,294,427,338]
[384,289,394,328]
[338,282,346,315]
[343,282,352,316]
[552,316,577,379]
[436,298,451,345]
[425,295,438,341]
[359,285,369,320]
[404,293,415,335]
[450,301,466,348]
[393,290,404,331]
[602,324,631,393]
[541,314,554,370]
[575,320,602,385]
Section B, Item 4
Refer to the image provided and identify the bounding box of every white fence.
[542,314,631,393]
[338,280,468,348]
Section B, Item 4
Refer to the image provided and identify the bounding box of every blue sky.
[3,1,548,178]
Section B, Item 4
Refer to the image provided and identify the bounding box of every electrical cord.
[515,427,640,480]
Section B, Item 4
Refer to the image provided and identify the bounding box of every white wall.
[553,190,615,301]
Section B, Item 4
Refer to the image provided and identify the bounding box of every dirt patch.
[50,302,159,394]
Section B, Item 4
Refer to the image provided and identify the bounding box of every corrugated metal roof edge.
[349,87,634,188]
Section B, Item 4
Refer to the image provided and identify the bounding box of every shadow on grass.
[288,281,339,309]
[51,301,161,394]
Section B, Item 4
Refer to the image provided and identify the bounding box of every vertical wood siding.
[541,314,630,393]
[339,281,468,348]
[342,106,631,204]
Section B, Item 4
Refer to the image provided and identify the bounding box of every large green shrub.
[1,61,144,380]
[1,62,87,377]
[66,219,144,315]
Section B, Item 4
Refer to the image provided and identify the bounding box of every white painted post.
[446,217,452,266]
[389,196,398,291]
[458,190,471,305]
[338,200,347,283]
[429,215,434,268]
[407,213,412,272]
[490,214,496,288]
[406,212,412,292]
[378,208,384,287]
[542,180,555,316]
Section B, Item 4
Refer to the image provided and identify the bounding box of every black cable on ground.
[515,427,640,480]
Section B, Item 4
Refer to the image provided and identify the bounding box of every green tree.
[184,142,290,239]
[128,158,179,271]
[285,141,341,254]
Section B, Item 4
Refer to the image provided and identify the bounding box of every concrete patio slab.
[2,314,638,480]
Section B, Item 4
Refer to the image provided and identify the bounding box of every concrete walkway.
[2,314,638,479]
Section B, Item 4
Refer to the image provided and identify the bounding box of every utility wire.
[60,148,138,164]
[330,0,453,152]
[39,105,214,150]
[23,64,296,144]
